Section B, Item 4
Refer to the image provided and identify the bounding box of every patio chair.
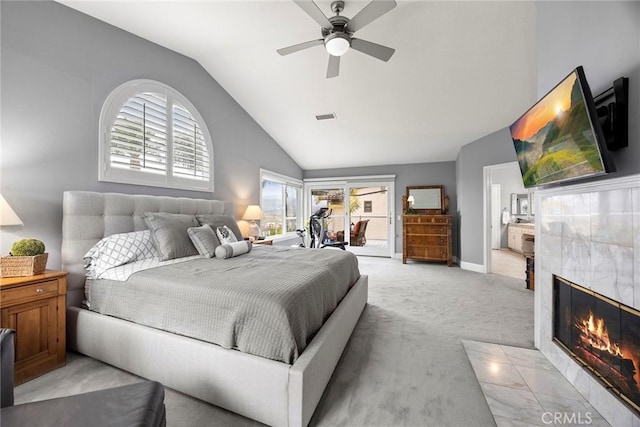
[337,219,369,246]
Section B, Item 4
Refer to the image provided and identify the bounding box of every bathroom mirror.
[406,186,445,214]
[511,193,529,216]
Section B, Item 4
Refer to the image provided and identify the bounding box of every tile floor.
[462,340,611,427]
[491,248,526,280]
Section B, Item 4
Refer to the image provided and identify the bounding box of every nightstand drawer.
[1,280,59,305]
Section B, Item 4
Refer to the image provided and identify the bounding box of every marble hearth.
[535,174,640,426]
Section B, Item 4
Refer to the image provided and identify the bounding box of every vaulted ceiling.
[58,0,537,170]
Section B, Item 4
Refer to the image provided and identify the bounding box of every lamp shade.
[242,205,265,221]
[407,195,415,204]
[0,194,23,226]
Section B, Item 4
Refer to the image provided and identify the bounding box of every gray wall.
[537,1,640,178]
[0,1,302,269]
[304,161,457,257]
[456,1,640,268]
[456,128,519,266]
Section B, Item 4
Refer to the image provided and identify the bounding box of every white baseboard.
[459,261,485,273]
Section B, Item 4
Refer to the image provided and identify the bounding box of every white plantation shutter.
[110,93,167,174]
[99,80,213,191]
[172,102,210,180]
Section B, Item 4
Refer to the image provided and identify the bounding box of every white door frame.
[483,162,519,274]
[491,184,501,251]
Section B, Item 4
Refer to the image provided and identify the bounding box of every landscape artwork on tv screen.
[510,67,611,188]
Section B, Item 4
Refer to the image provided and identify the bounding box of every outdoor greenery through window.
[260,170,302,237]
[99,80,213,191]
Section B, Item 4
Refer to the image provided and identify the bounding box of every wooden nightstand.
[252,239,273,246]
[0,270,67,384]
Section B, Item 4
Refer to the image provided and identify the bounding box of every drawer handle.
[35,288,45,293]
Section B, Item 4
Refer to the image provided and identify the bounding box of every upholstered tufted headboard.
[62,191,234,307]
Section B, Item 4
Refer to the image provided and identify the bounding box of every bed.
[61,191,368,427]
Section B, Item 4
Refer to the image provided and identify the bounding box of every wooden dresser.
[402,214,453,266]
[0,270,67,384]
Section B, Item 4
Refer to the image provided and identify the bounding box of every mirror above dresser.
[405,185,449,215]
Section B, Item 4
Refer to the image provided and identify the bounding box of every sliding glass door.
[345,183,392,256]
[304,177,395,257]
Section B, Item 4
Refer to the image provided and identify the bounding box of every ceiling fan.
[277,0,397,78]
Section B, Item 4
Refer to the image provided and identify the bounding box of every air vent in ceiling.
[315,113,336,121]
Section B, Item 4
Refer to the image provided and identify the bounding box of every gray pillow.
[144,212,200,260]
[196,214,243,241]
[187,224,219,258]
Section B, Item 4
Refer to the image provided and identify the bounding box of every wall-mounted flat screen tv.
[510,66,615,188]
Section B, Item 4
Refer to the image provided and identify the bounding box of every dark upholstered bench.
[1,329,166,427]
[1,381,166,427]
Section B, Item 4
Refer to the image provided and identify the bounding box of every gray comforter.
[89,246,360,364]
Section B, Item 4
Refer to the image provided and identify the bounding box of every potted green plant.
[1,238,48,277]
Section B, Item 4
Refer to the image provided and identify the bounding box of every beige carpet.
[14,257,534,426]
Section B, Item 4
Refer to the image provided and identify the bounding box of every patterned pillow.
[144,212,200,261]
[196,214,243,242]
[84,230,158,278]
[215,240,252,259]
[187,224,219,258]
[215,225,238,245]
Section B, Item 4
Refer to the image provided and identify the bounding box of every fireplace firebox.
[553,275,640,414]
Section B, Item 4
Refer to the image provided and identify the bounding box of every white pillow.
[215,225,238,245]
[215,241,252,259]
[84,230,158,278]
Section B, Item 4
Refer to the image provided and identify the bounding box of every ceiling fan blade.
[346,0,397,33]
[293,0,333,29]
[351,38,395,62]
[277,39,324,56]
[326,55,340,78]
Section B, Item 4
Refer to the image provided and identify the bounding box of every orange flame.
[575,311,624,357]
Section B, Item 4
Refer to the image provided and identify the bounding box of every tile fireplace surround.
[535,173,640,426]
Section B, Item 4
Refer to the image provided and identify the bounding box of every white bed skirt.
[67,274,368,427]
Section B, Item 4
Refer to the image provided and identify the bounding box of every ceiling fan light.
[325,33,350,56]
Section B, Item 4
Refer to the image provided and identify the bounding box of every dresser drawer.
[404,215,450,225]
[405,235,448,246]
[405,225,448,235]
[406,246,448,260]
[1,280,59,305]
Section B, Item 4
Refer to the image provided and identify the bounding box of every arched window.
[99,80,213,191]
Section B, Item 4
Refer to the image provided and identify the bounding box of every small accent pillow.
[144,212,200,261]
[215,240,252,259]
[187,224,219,258]
[216,225,238,245]
[196,214,243,242]
[84,230,159,278]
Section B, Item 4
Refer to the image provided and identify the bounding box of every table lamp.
[0,194,23,226]
[406,195,416,214]
[242,205,265,239]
